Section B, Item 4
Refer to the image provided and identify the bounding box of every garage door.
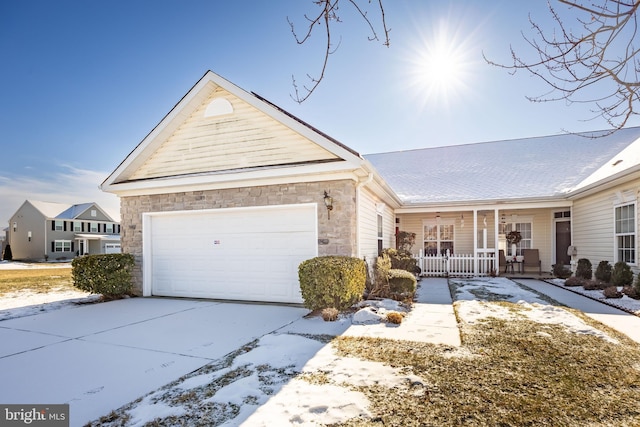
[144,204,317,303]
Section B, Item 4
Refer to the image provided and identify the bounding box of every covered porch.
[396,202,573,278]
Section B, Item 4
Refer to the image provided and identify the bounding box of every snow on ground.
[2,273,633,426]
[548,278,640,315]
[0,260,72,269]
[0,289,101,321]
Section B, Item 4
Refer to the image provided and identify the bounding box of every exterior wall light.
[323,191,334,219]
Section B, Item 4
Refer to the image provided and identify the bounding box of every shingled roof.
[364,127,640,205]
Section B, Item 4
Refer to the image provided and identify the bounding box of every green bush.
[594,261,612,283]
[2,244,12,261]
[575,258,592,280]
[381,248,420,275]
[611,261,633,287]
[388,268,417,296]
[552,263,571,279]
[370,253,392,298]
[298,256,366,311]
[72,253,134,298]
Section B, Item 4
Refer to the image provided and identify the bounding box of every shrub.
[381,248,420,275]
[321,307,339,322]
[603,286,623,299]
[552,263,572,279]
[386,311,404,324]
[370,253,392,299]
[72,253,134,299]
[396,231,416,251]
[594,261,612,283]
[1,244,12,261]
[622,286,640,300]
[298,256,366,311]
[388,268,417,296]
[575,258,593,280]
[611,261,634,287]
[564,276,585,287]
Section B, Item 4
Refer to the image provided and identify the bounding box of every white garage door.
[144,204,317,303]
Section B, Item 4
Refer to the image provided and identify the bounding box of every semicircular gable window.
[204,97,233,118]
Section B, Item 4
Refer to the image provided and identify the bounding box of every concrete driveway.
[0,297,308,426]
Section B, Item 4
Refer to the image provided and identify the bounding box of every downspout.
[355,172,374,258]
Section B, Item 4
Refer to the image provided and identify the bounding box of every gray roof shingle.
[364,127,640,205]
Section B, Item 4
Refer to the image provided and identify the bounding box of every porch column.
[494,208,500,273]
[473,209,478,275]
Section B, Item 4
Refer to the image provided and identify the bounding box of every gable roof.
[364,127,640,205]
[101,71,368,194]
[21,201,115,222]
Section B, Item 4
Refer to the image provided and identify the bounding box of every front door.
[555,220,571,265]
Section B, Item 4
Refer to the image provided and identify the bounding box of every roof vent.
[612,159,623,166]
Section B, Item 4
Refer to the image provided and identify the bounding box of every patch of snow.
[0,289,100,321]
[548,278,640,315]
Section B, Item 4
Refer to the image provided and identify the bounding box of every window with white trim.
[423,221,454,256]
[105,223,114,233]
[54,240,72,252]
[377,214,383,255]
[54,220,64,231]
[73,222,82,232]
[90,222,98,233]
[500,222,532,256]
[615,202,636,264]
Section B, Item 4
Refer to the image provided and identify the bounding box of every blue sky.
[2,1,638,225]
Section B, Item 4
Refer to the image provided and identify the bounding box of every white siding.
[131,86,338,180]
[573,180,640,268]
[358,187,394,265]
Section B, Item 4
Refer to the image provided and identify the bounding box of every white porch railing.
[414,249,497,277]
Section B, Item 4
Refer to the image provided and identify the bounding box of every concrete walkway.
[517,279,640,345]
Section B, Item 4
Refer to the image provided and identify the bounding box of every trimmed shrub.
[622,286,640,300]
[611,261,634,287]
[321,307,339,322]
[575,258,593,280]
[386,311,404,324]
[583,280,600,291]
[72,253,134,299]
[552,263,571,279]
[298,256,366,311]
[564,276,585,287]
[594,261,612,283]
[1,244,12,261]
[603,286,623,299]
[381,248,420,275]
[388,268,417,296]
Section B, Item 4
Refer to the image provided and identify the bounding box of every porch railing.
[414,249,497,277]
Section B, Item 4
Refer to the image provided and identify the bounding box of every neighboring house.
[101,70,640,303]
[7,201,121,261]
[0,229,6,259]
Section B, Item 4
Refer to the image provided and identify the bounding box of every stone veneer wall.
[120,179,357,294]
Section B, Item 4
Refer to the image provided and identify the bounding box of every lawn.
[0,268,74,296]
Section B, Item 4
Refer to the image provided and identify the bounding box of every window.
[73,222,82,232]
[54,240,72,252]
[54,220,64,231]
[423,221,454,256]
[90,223,98,233]
[105,223,114,233]
[377,214,383,255]
[91,210,97,217]
[12,222,16,232]
[501,222,532,255]
[615,203,636,264]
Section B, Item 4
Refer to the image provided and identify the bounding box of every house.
[101,70,640,303]
[7,200,121,261]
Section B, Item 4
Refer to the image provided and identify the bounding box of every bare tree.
[288,0,390,103]
[485,0,640,133]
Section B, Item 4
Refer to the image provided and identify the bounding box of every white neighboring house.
[6,200,121,261]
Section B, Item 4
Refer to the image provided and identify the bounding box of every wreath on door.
[506,231,522,245]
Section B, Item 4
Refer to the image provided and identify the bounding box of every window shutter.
[51,221,55,231]
[71,242,75,252]
[63,221,67,231]
[82,222,85,232]
[70,221,73,231]
[51,241,54,252]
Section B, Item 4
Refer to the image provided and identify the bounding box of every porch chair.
[522,249,542,274]
[498,250,512,274]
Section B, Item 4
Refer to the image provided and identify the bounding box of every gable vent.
[204,98,233,117]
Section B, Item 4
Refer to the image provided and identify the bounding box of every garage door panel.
[147,204,316,303]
